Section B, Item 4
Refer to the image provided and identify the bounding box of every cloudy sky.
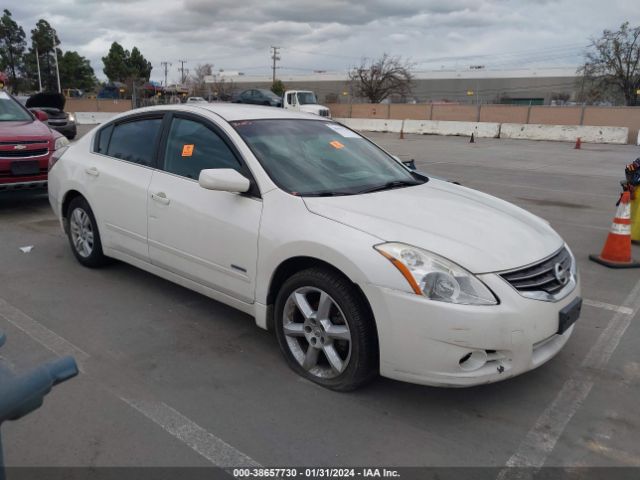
[5,0,640,83]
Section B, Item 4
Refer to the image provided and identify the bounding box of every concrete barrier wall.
[75,112,119,125]
[582,107,640,144]
[403,120,500,138]
[326,103,640,143]
[336,118,402,132]
[501,123,628,144]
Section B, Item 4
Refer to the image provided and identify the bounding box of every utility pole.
[270,46,280,84]
[178,59,188,84]
[160,61,171,86]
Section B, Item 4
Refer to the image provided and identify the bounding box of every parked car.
[233,89,282,107]
[0,91,68,191]
[48,104,581,391]
[186,96,208,104]
[26,92,77,140]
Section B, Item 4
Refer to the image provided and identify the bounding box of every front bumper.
[362,272,580,387]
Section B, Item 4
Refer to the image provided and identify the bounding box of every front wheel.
[274,268,378,391]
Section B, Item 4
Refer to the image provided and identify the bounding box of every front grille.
[500,247,572,295]
[0,140,45,146]
[0,148,49,158]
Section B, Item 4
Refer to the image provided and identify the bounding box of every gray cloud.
[4,0,640,82]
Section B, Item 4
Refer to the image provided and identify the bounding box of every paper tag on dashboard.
[326,124,360,138]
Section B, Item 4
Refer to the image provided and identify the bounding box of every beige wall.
[480,105,529,124]
[529,106,582,126]
[328,103,640,143]
[432,104,478,121]
[66,98,132,113]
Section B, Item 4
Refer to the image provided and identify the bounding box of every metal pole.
[35,46,43,92]
[270,46,280,84]
[53,47,61,93]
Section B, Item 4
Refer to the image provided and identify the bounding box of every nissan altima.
[48,104,581,391]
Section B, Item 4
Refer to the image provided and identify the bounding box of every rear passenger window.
[107,118,162,166]
[163,117,241,180]
[96,124,113,154]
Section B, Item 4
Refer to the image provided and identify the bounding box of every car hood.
[303,179,563,273]
[0,120,56,141]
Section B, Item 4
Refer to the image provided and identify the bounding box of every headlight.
[54,136,69,150]
[375,242,498,305]
[67,113,75,122]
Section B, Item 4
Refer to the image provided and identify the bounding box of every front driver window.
[163,117,241,180]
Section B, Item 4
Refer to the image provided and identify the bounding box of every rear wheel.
[275,268,377,391]
[67,196,109,268]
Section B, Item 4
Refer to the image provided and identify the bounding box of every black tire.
[274,267,378,391]
[66,196,109,268]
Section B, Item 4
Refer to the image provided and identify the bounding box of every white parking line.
[0,296,259,468]
[123,398,260,467]
[0,298,90,368]
[583,299,634,316]
[498,278,640,478]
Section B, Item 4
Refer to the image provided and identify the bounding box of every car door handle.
[151,192,170,205]
[85,167,99,177]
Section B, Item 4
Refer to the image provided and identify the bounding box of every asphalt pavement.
[1,125,639,469]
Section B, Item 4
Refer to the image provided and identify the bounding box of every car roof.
[130,103,327,122]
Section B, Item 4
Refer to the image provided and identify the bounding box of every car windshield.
[0,92,33,122]
[297,92,317,105]
[232,119,425,196]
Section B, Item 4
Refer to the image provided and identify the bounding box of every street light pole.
[53,46,61,93]
[35,45,43,92]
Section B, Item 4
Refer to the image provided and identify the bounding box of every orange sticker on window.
[329,140,344,149]
[182,144,194,157]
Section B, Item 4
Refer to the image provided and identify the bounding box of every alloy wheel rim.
[282,286,352,379]
[70,207,94,258]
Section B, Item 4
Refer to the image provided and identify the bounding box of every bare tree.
[188,63,213,96]
[348,54,414,103]
[580,22,640,106]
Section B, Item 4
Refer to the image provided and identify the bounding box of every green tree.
[580,22,640,106]
[128,46,152,81]
[102,41,129,82]
[271,79,286,96]
[58,50,95,91]
[0,9,26,92]
[30,19,60,91]
[102,42,152,83]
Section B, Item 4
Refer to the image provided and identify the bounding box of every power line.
[270,46,280,83]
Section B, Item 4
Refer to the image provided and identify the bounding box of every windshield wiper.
[355,180,422,194]
[299,191,352,197]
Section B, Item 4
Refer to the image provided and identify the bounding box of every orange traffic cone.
[589,191,640,268]
[574,137,581,149]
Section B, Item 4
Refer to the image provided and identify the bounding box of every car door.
[84,114,164,261]
[147,113,262,303]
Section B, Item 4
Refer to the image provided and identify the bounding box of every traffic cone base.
[590,191,640,269]
[589,254,640,269]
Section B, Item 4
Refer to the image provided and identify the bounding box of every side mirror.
[32,109,49,122]
[199,169,250,193]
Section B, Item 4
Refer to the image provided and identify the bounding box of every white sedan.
[48,104,582,391]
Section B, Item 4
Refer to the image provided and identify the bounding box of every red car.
[0,91,69,191]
